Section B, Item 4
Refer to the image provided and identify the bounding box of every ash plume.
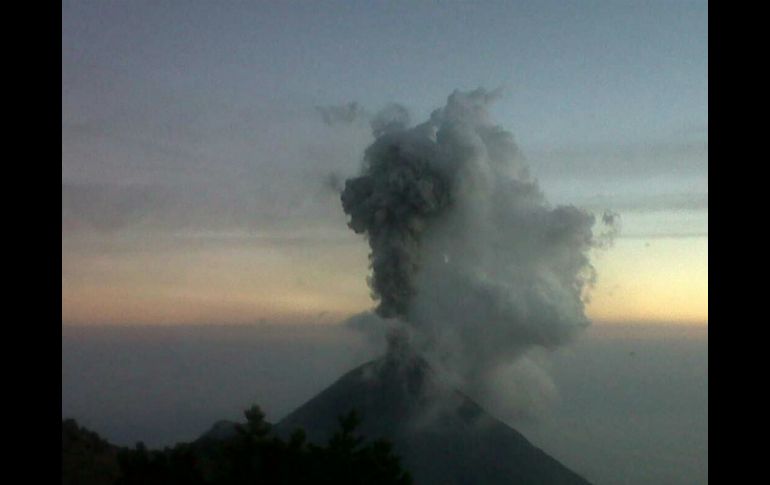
[340,132,452,318]
[341,88,612,404]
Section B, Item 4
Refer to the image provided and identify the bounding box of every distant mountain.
[273,350,592,485]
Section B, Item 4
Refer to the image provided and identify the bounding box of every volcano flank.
[274,349,592,485]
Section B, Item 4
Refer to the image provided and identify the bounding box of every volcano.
[273,349,591,485]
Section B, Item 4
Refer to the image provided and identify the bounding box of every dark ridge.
[62,419,122,485]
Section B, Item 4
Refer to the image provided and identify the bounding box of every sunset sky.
[62,0,707,327]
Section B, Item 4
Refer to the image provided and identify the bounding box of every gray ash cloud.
[340,88,612,401]
[341,134,452,318]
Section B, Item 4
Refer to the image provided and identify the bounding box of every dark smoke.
[341,135,452,318]
[370,103,411,138]
[340,88,614,410]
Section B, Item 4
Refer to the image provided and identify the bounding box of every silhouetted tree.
[62,419,121,485]
[65,404,412,485]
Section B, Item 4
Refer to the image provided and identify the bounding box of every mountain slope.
[274,351,591,485]
[62,419,122,485]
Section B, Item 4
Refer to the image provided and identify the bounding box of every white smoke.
[340,88,615,415]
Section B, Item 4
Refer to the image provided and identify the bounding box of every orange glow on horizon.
[62,235,707,327]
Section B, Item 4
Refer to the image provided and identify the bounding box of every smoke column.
[341,89,608,396]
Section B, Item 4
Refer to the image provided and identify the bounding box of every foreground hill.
[62,419,122,485]
[63,409,411,485]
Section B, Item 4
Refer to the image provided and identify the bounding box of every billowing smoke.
[341,88,612,406]
[340,129,452,318]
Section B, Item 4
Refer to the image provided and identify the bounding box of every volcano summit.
[274,346,591,485]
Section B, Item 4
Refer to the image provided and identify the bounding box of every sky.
[62,3,708,483]
[62,0,707,327]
